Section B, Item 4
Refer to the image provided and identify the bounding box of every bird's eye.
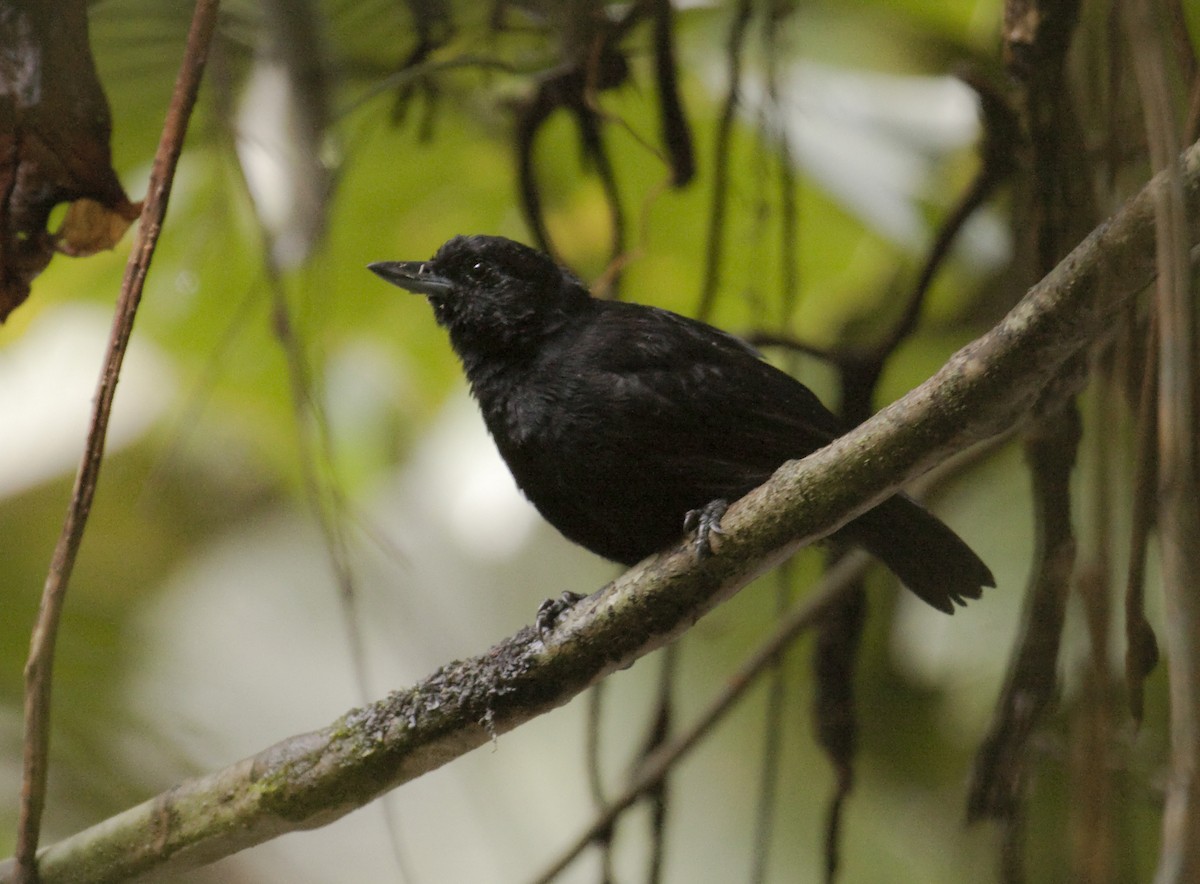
[472,262,483,273]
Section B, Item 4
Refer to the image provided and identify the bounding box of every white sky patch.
[732,61,1010,268]
[0,304,175,498]
[235,55,330,270]
[410,394,541,561]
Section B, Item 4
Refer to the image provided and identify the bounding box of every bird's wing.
[552,302,847,502]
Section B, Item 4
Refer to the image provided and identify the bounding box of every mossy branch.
[2,137,1198,884]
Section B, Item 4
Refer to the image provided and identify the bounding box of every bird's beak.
[368,260,454,297]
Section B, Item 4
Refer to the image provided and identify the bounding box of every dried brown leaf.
[53,197,141,258]
[0,0,135,321]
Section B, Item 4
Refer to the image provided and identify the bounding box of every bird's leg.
[536,590,588,638]
[682,498,728,560]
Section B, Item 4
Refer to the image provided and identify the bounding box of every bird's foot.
[683,499,728,560]
[536,590,587,638]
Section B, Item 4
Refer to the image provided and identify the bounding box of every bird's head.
[369,235,592,356]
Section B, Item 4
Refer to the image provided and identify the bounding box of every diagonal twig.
[13,3,221,881]
[531,553,870,884]
[695,0,754,322]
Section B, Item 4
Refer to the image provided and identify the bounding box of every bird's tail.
[835,494,995,614]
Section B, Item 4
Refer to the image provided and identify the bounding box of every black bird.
[369,235,994,613]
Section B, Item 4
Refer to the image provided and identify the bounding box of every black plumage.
[369,235,994,613]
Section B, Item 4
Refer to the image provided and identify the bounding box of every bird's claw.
[683,499,728,560]
[536,590,587,638]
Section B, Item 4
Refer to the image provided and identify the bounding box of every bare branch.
[14,3,220,881]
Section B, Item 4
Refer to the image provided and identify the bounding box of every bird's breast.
[466,365,552,450]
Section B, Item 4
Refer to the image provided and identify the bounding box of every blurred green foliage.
[0,0,1178,881]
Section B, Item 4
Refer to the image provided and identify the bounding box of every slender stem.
[13,3,220,880]
[1125,0,1200,876]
